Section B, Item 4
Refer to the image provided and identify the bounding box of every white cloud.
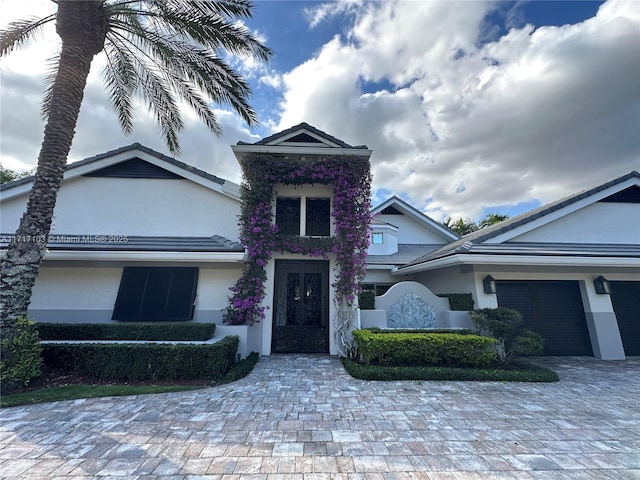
[275,0,640,221]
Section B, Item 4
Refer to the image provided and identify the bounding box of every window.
[275,196,331,236]
[276,197,301,235]
[306,198,331,236]
[112,267,198,321]
[371,232,383,244]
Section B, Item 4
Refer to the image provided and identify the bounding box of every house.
[1,124,639,360]
[390,171,640,360]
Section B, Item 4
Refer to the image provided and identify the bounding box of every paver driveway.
[1,355,639,479]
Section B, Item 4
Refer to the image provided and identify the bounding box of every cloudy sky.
[1,0,638,222]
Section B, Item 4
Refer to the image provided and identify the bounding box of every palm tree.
[479,212,510,229]
[0,0,272,328]
[443,217,478,236]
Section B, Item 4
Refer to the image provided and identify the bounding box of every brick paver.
[1,355,639,479]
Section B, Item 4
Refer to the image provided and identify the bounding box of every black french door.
[272,260,329,353]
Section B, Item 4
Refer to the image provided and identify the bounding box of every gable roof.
[372,196,459,241]
[232,123,372,159]
[238,122,368,149]
[1,143,240,200]
[397,170,640,272]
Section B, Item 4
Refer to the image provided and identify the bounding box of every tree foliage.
[443,212,510,236]
[470,307,544,363]
[0,0,272,326]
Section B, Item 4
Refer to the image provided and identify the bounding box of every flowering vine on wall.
[223,155,373,325]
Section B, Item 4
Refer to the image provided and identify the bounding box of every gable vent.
[83,158,182,179]
[286,133,324,143]
[380,205,403,215]
[599,185,640,204]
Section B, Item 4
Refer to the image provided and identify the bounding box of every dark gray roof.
[0,234,244,252]
[367,244,444,265]
[400,170,640,269]
[1,143,227,191]
[455,242,640,258]
[237,122,368,149]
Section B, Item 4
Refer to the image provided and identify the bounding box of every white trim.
[265,128,343,148]
[0,250,247,263]
[393,253,640,275]
[486,176,640,244]
[232,144,372,157]
[372,197,459,241]
[1,148,242,202]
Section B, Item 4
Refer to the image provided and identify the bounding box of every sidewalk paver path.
[1,355,639,479]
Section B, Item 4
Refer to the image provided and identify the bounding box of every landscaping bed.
[341,357,559,382]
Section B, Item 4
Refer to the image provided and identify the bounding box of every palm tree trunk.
[0,1,108,329]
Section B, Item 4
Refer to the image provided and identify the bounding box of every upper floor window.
[276,197,301,235]
[306,198,330,236]
[371,232,384,244]
[275,196,331,237]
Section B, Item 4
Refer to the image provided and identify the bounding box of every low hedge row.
[37,322,216,341]
[341,357,559,382]
[41,335,238,382]
[353,329,496,367]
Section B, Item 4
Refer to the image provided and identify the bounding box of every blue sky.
[1,0,638,222]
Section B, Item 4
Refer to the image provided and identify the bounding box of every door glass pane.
[276,197,301,235]
[306,198,330,236]
[304,272,322,326]
[286,272,301,325]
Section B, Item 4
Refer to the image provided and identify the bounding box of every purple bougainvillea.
[223,155,372,325]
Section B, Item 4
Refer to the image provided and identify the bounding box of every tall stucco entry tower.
[230,123,373,355]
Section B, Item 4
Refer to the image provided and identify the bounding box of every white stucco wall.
[27,264,242,324]
[368,224,399,256]
[376,213,449,244]
[1,176,241,241]
[510,202,640,244]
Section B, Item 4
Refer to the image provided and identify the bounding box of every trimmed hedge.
[341,357,559,382]
[41,335,238,382]
[437,293,474,311]
[366,328,475,335]
[353,329,496,367]
[37,322,216,341]
[219,352,260,384]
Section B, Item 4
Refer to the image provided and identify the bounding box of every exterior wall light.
[483,275,496,294]
[593,275,611,295]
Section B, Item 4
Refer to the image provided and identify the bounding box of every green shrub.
[41,335,238,382]
[358,290,376,310]
[437,293,474,311]
[352,329,496,367]
[366,328,475,335]
[37,322,216,341]
[470,307,544,363]
[0,317,43,390]
[341,357,559,382]
[219,352,260,384]
[514,329,545,356]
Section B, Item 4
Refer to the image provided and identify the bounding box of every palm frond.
[0,14,56,57]
[102,42,137,134]
[40,53,61,121]
[109,10,260,126]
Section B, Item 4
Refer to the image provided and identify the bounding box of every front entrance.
[272,260,329,353]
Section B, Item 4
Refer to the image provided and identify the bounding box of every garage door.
[496,280,593,356]
[610,281,640,356]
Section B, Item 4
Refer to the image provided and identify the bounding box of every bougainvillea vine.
[223,154,372,325]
